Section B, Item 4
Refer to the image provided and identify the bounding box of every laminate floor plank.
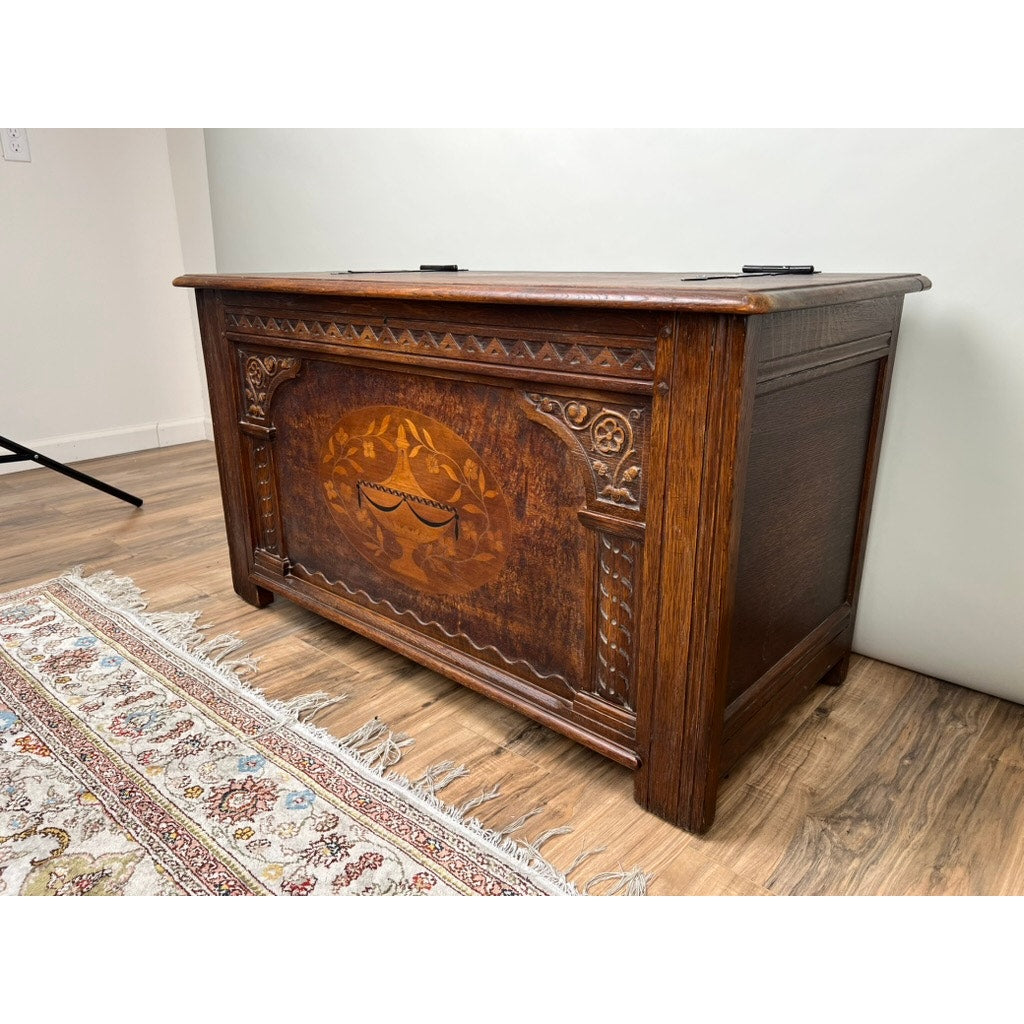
[704,658,919,885]
[872,699,1024,895]
[760,676,994,894]
[3,441,1023,895]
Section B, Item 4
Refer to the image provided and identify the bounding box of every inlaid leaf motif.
[320,405,512,596]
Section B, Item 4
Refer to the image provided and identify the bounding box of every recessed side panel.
[726,360,880,705]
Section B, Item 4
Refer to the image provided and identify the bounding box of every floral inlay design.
[320,407,511,596]
[523,394,644,509]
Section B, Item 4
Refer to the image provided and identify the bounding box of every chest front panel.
[222,295,664,763]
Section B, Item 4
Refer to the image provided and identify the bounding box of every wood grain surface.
[173,270,931,314]
[185,275,928,833]
[2,441,1021,895]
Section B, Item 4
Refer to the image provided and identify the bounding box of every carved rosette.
[522,393,644,510]
[594,534,638,710]
[240,351,301,424]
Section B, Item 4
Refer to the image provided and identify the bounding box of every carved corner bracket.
[519,390,646,715]
[520,392,645,512]
[239,350,302,424]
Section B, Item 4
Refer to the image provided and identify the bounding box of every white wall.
[0,128,210,472]
[203,126,1024,704]
[166,128,218,420]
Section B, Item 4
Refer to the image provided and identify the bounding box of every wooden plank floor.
[3,441,1022,895]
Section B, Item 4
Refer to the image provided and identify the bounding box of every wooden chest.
[174,270,930,833]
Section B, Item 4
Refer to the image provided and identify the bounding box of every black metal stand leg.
[0,434,143,507]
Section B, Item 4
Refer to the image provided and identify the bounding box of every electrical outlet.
[2,128,31,162]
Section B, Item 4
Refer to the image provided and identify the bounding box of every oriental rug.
[0,569,649,896]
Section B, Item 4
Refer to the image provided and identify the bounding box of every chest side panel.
[723,296,904,766]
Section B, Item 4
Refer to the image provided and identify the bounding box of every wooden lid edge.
[172,273,932,313]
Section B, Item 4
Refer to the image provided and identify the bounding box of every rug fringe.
[413,761,471,797]
[457,785,502,816]
[496,805,546,840]
[583,868,654,896]
[251,692,349,741]
[285,692,348,724]
[514,826,573,866]
[60,566,652,895]
[67,567,262,677]
[69,565,148,612]
[338,717,390,749]
[363,732,413,771]
[564,845,607,877]
[530,826,573,851]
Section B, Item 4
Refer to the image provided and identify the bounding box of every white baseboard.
[0,418,210,476]
[156,417,214,446]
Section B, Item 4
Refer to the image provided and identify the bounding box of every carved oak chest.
[174,270,930,833]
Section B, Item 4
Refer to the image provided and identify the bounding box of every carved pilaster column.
[595,533,640,711]
[238,350,302,576]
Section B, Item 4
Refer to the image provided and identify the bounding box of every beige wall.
[203,126,1024,703]
[166,128,218,421]
[0,128,211,469]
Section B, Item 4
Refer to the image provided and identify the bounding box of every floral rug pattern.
[0,572,586,895]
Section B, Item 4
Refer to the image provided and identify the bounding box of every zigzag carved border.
[224,310,656,380]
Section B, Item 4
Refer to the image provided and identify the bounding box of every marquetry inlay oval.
[320,407,511,596]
